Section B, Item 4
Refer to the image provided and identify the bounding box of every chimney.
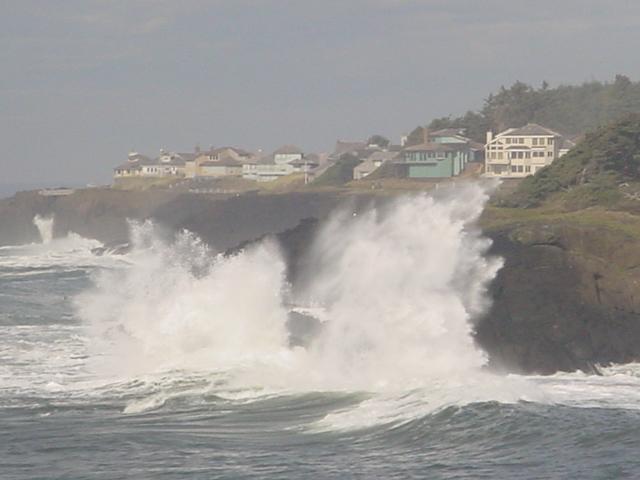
[422,127,430,144]
[486,131,493,145]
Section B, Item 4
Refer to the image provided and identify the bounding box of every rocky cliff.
[0,188,367,251]
[478,212,640,374]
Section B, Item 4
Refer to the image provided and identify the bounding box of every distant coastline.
[0,182,86,200]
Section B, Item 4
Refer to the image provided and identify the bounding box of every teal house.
[400,142,470,178]
[429,128,484,162]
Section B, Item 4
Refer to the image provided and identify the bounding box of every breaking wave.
[34,215,54,244]
[73,182,549,420]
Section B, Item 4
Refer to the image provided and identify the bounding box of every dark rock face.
[0,189,355,251]
[0,192,54,245]
[477,223,640,374]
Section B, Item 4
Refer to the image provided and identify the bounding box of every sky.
[3,0,640,186]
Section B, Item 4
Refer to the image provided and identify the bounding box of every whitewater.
[1,185,640,479]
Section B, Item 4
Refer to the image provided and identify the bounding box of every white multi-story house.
[484,123,570,178]
[242,145,317,182]
[273,145,304,164]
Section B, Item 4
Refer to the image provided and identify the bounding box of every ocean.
[2,187,640,479]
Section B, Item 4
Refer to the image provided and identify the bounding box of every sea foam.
[76,182,506,395]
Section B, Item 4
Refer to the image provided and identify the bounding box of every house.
[273,145,304,165]
[332,140,367,158]
[153,150,196,177]
[241,145,314,182]
[353,151,398,180]
[113,152,153,178]
[185,147,255,178]
[559,137,577,158]
[429,129,485,161]
[206,146,255,163]
[398,143,470,178]
[429,128,469,143]
[242,155,295,182]
[198,157,243,177]
[484,123,570,178]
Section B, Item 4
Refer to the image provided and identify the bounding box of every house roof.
[501,123,560,137]
[274,145,303,155]
[333,140,367,156]
[430,128,468,138]
[164,157,186,166]
[114,163,143,171]
[115,154,156,170]
[403,142,464,152]
[210,146,254,157]
[560,137,577,150]
[127,153,152,163]
[201,157,242,167]
[367,151,399,162]
[354,158,378,173]
[176,152,199,162]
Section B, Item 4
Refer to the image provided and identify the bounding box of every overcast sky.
[3,0,640,185]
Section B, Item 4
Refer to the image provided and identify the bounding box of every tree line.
[407,75,640,145]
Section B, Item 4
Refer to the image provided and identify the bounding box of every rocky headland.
[4,115,640,375]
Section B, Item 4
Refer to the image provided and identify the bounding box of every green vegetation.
[113,176,180,190]
[313,154,362,187]
[409,75,640,144]
[505,113,640,207]
[481,205,640,241]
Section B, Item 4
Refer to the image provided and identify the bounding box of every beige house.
[484,124,568,178]
[185,147,255,178]
[198,158,243,177]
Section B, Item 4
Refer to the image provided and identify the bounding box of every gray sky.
[3,0,640,185]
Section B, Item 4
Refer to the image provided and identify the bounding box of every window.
[548,138,554,145]
[518,165,524,172]
[519,138,525,144]
[518,152,524,159]
[525,152,531,159]
[532,138,538,146]
[506,138,512,144]
[548,151,553,157]
[511,165,518,172]
[498,152,504,160]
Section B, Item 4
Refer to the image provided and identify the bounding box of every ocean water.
[2,187,640,479]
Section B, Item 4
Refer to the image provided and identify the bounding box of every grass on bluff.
[481,203,640,240]
[113,176,180,190]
